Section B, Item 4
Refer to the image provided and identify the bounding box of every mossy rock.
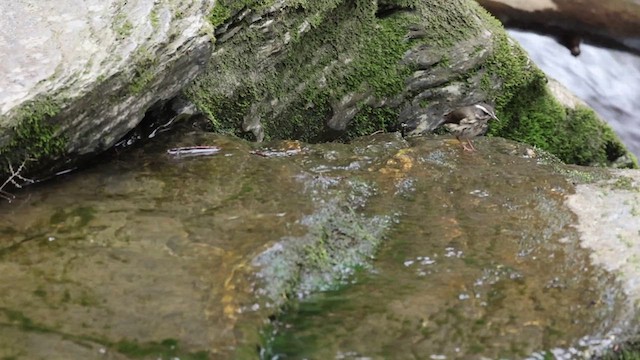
[185,0,636,168]
[0,96,67,179]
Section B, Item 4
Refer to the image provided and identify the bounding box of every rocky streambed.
[1,126,639,359]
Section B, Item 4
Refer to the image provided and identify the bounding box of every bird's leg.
[466,139,476,152]
[457,136,474,152]
[456,136,466,150]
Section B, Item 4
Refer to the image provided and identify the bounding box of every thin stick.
[0,159,33,202]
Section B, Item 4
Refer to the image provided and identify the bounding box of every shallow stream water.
[0,128,634,359]
[263,137,628,359]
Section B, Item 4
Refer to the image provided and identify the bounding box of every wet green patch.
[0,308,209,359]
[49,206,96,229]
[115,338,208,360]
[0,309,50,334]
[253,177,395,305]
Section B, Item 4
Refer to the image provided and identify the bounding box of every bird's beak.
[492,114,500,122]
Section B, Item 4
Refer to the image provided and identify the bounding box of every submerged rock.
[0,128,638,358]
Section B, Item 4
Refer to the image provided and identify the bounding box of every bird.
[440,103,499,152]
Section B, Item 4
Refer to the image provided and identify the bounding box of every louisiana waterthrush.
[440,103,499,151]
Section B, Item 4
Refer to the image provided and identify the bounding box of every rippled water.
[262,137,629,359]
[509,30,640,158]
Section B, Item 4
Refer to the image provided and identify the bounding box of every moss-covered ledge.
[0,97,67,182]
[478,13,635,167]
[184,0,636,168]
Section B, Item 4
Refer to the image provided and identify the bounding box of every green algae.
[0,309,209,359]
[49,206,96,229]
[253,177,394,305]
[115,339,208,359]
[207,0,283,29]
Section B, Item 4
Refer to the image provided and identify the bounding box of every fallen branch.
[166,146,221,157]
[0,159,34,203]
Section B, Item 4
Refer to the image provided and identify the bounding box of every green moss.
[262,91,331,142]
[193,0,633,167]
[475,9,635,167]
[333,9,414,97]
[207,0,275,28]
[343,105,400,139]
[611,176,639,191]
[128,48,158,95]
[414,0,481,48]
[150,7,159,29]
[0,97,66,178]
[190,0,421,141]
[208,6,230,28]
[114,12,133,40]
[115,339,208,359]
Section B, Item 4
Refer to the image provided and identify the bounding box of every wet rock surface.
[0,128,638,359]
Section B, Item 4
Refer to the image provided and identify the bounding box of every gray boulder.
[0,0,214,175]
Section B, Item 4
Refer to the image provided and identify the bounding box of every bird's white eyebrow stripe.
[474,104,491,114]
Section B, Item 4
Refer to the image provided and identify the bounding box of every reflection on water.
[509,30,640,158]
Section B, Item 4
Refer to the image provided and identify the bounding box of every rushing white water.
[509,30,640,158]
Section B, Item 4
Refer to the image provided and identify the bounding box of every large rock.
[186,0,635,167]
[0,0,214,174]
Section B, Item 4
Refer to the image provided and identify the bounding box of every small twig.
[167,146,221,157]
[0,159,34,203]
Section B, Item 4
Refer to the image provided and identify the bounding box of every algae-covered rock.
[186,0,636,168]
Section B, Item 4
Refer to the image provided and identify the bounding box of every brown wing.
[443,108,469,125]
